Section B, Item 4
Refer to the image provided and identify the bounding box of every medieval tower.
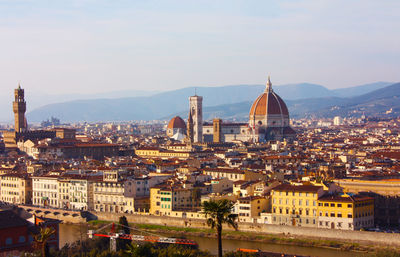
[13,84,27,133]
[189,95,203,143]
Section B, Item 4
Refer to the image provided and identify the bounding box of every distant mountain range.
[0,89,159,123]
[331,82,391,97]
[193,82,400,120]
[23,81,397,122]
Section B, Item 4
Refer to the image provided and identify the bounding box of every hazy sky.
[1,0,399,95]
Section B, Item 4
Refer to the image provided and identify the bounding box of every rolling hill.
[27,83,329,122]
[188,82,400,120]
[25,81,398,122]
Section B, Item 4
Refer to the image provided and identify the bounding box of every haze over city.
[2,1,400,257]
[1,0,399,96]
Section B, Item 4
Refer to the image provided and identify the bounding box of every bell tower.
[189,94,203,143]
[13,84,27,133]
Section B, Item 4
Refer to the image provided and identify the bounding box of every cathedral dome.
[247,77,295,142]
[249,79,288,117]
[167,116,186,130]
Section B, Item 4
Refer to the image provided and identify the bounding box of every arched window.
[18,236,26,243]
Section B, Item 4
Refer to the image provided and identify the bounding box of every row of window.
[94,188,124,192]
[274,208,316,216]
[319,221,352,228]
[319,202,352,208]
[1,196,21,202]
[33,199,58,205]
[0,191,19,195]
[0,183,19,187]
[274,191,316,197]
[94,196,124,202]
[320,212,350,218]
[33,183,57,189]
[95,183,123,187]
[0,177,23,181]
[272,216,316,225]
[95,204,123,212]
[318,210,373,218]
[355,202,373,207]
[33,192,57,198]
[5,235,31,245]
[273,198,316,206]
[206,172,240,180]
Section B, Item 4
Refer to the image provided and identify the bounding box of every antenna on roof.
[195,87,197,96]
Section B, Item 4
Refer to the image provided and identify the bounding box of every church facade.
[167,77,296,143]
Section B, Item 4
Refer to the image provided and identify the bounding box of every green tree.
[118,216,131,250]
[202,199,238,257]
[191,188,202,210]
[124,243,154,257]
[33,226,55,257]
[118,216,130,234]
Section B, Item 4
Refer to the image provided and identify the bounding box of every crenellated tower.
[13,84,27,132]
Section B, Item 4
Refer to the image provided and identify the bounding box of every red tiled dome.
[249,91,289,117]
[167,116,186,129]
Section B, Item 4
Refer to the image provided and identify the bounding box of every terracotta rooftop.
[318,194,373,202]
[272,184,322,193]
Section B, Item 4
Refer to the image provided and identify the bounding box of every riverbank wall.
[16,205,400,247]
[94,211,400,247]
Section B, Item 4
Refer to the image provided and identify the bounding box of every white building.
[93,170,126,213]
[32,175,59,208]
[333,116,342,126]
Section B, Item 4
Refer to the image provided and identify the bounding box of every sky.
[0,0,399,95]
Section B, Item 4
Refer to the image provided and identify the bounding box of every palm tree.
[202,199,238,257]
[34,226,55,257]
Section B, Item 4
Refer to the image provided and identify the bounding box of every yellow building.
[0,173,32,205]
[271,184,324,227]
[335,178,400,227]
[150,185,200,216]
[317,194,374,230]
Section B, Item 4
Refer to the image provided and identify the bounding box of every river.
[59,224,362,257]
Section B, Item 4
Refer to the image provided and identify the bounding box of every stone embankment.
[94,211,400,247]
[15,206,400,247]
